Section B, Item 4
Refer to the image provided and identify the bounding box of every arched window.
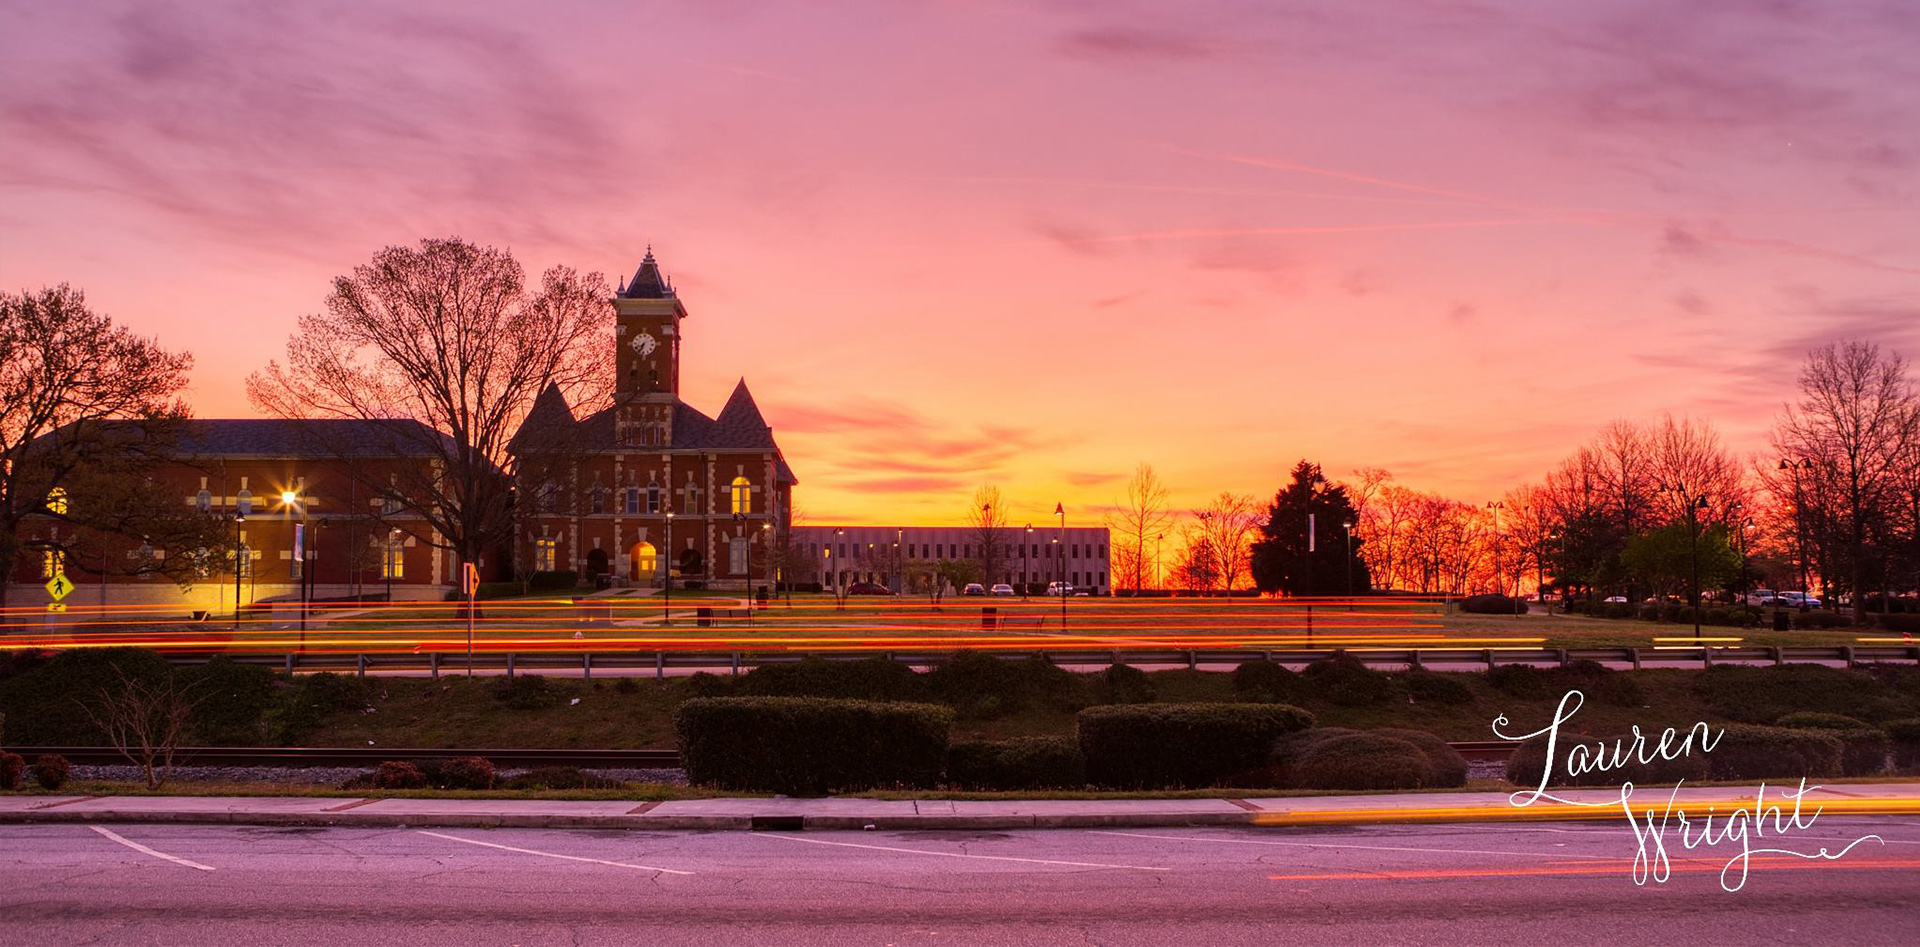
[45,487,68,515]
[630,541,657,582]
[730,476,751,514]
[196,489,212,513]
[236,489,252,516]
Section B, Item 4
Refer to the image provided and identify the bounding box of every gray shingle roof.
[166,418,457,458]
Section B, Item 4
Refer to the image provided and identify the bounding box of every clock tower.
[614,247,686,444]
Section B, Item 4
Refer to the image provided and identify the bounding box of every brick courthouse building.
[508,250,797,590]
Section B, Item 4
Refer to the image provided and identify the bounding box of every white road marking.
[415,831,694,875]
[759,833,1169,871]
[88,826,215,871]
[1090,830,1584,860]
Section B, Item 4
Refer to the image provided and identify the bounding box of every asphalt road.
[3,819,1916,945]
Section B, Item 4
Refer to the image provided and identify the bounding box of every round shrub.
[1372,728,1470,787]
[676,697,953,794]
[1078,703,1314,789]
[1291,733,1433,790]
[1604,603,1633,619]
[1300,652,1394,706]
[1793,611,1852,629]
[1231,660,1299,703]
[0,751,24,791]
[182,657,278,746]
[946,737,1086,790]
[685,672,736,698]
[1402,671,1474,705]
[435,756,496,790]
[1487,664,1552,700]
[0,648,173,745]
[1706,724,1844,781]
[31,754,71,791]
[1776,712,1870,730]
[1086,664,1156,705]
[373,761,427,789]
[1503,732,1710,788]
[1274,727,1467,789]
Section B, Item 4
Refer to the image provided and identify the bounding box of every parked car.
[1744,589,1779,606]
[846,582,893,595]
[961,583,987,596]
[1047,581,1075,596]
[1777,591,1822,608]
[1603,595,1628,604]
[989,583,1016,596]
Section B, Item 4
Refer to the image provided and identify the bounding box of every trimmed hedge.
[31,754,70,791]
[1461,594,1528,615]
[1774,715,1887,776]
[0,648,173,745]
[1230,660,1299,703]
[1300,652,1394,706]
[946,737,1086,790]
[676,697,953,794]
[1087,664,1156,705]
[1078,703,1314,789]
[372,761,427,789]
[528,570,580,591]
[1486,661,1641,708]
[738,657,925,702]
[1503,732,1711,788]
[926,653,1079,719]
[1705,724,1844,781]
[1793,611,1852,629]
[419,756,496,790]
[1886,718,1920,770]
[0,751,22,790]
[1274,727,1467,789]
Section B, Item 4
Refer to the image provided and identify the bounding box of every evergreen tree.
[1250,461,1371,596]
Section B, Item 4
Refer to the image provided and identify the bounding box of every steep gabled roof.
[619,247,675,299]
[562,381,796,484]
[509,383,577,452]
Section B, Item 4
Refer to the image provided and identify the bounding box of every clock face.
[630,331,658,356]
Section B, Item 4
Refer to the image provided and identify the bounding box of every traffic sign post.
[45,572,74,602]
[463,563,478,677]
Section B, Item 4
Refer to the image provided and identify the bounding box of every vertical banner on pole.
[1307,514,1316,552]
[292,525,305,579]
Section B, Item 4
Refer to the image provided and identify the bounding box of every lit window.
[730,476,751,514]
[196,489,212,513]
[40,549,61,578]
[647,482,661,514]
[381,543,404,579]
[535,538,557,572]
[45,487,68,515]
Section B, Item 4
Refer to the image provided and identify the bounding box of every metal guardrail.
[151,644,1920,678]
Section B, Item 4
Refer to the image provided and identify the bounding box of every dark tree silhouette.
[1250,460,1371,596]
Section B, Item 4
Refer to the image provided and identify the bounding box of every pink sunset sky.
[3,0,1917,527]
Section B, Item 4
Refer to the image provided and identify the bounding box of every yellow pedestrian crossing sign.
[45,572,74,601]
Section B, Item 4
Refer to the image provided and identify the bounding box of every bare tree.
[1193,492,1260,595]
[248,238,613,581]
[968,484,1009,587]
[80,667,204,791]
[1773,341,1919,621]
[1105,463,1174,593]
[1,285,212,606]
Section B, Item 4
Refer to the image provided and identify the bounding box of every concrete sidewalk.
[4,781,1918,831]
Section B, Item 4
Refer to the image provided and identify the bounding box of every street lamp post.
[1154,532,1164,593]
[1660,481,1710,641]
[1023,525,1033,600]
[663,512,674,626]
[1055,502,1066,629]
[1341,520,1353,610]
[282,488,306,637]
[386,527,399,604]
[763,521,775,610]
[232,510,246,630]
[1779,458,1815,610]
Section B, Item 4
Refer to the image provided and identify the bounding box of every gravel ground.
[70,765,689,787]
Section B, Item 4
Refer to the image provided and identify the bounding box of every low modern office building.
[790,525,1110,594]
